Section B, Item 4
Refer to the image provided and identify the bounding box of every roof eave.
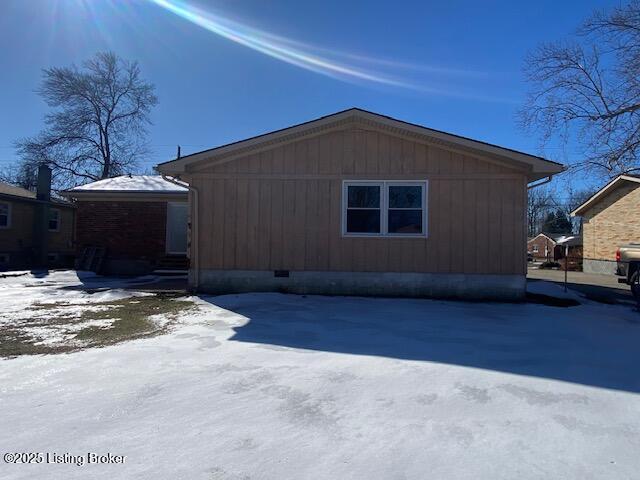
[571,175,640,216]
[156,108,565,176]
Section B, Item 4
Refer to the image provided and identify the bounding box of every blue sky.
[0,0,619,183]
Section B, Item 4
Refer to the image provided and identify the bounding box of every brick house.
[527,233,561,261]
[571,174,640,274]
[63,175,188,275]
[0,165,75,270]
[527,232,582,267]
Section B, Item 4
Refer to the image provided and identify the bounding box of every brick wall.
[582,182,640,261]
[75,200,167,262]
[527,235,559,260]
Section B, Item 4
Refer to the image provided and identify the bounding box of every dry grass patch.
[0,294,195,358]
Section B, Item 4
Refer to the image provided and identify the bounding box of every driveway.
[1,272,640,479]
[528,266,635,305]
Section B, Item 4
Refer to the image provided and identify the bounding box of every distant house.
[556,234,583,271]
[527,232,582,266]
[571,174,640,274]
[527,233,561,261]
[0,165,75,270]
[63,175,188,275]
[158,108,563,299]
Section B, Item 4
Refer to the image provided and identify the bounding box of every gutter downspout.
[527,175,552,190]
[162,174,199,291]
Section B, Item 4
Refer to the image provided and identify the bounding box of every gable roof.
[64,175,188,196]
[528,232,560,244]
[0,181,36,200]
[571,175,640,217]
[157,108,564,181]
[0,181,74,207]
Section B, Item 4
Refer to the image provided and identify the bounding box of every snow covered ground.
[1,272,640,479]
[0,271,172,350]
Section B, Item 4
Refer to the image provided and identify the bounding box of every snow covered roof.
[66,175,188,195]
[555,235,582,247]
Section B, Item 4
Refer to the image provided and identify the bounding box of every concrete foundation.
[193,270,526,301]
[583,259,617,275]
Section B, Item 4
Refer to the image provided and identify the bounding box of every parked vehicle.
[616,244,640,299]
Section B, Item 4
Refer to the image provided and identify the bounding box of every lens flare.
[146,0,514,102]
[147,0,434,90]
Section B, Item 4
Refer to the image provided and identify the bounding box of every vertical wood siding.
[191,127,528,275]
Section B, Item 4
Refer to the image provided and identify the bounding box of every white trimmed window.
[0,202,10,229]
[48,208,60,232]
[532,245,539,253]
[342,181,428,237]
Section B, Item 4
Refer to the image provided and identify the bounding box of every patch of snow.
[0,270,160,323]
[67,175,187,193]
[0,271,170,348]
[1,287,640,479]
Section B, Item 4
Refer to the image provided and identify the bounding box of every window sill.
[342,233,428,239]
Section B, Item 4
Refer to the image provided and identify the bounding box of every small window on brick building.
[532,245,539,253]
[48,208,60,232]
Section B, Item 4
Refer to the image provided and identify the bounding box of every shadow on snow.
[203,292,640,394]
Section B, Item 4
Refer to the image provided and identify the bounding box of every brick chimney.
[36,164,52,201]
[32,164,52,268]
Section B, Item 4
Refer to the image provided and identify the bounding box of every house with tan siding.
[0,165,75,270]
[571,174,640,274]
[158,108,564,299]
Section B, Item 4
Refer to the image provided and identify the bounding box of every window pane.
[389,186,422,208]
[347,209,380,233]
[48,210,59,230]
[0,204,9,227]
[388,209,422,234]
[347,185,380,208]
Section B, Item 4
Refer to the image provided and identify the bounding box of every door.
[166,202,188,254]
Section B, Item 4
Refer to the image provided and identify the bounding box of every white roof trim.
[64,175,188,196]
[527,233,558,245]
[571,175,640,216]
[157,108,564,181]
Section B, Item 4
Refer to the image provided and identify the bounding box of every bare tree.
[521,1,640,178]
[527,186,555,237]
[0,162,38,190]
[560,185,595,233]
[14,52,157,189]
